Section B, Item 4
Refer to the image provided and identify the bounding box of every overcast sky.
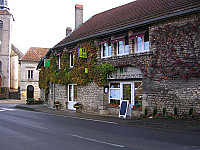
[8,0,134,54]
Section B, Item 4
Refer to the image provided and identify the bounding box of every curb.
[14,104,200,133]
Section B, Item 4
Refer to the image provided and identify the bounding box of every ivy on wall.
[39,41,115,89]
[143,18,200,81]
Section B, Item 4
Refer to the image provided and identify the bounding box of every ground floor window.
[109,81,142,108]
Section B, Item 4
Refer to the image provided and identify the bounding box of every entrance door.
[68,84,77,110]
[121,82,133,106]
[27,85,34,99]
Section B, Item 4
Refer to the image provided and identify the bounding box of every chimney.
[66,27,72,36]
[75,4,83,29]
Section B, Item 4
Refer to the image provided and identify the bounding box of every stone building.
[19,47,49,100]
[0,0,23,99]
[38,0,200,116]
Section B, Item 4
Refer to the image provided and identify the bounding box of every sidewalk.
[0,99,26,104]
[14,103,200,133]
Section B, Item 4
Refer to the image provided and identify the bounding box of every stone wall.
[98,13,200,115]
[143,78,200,114]
[54,83,67,108]
[143,13,200,114]
[77,82,103,114]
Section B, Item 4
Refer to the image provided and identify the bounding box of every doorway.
[109,81,142,108]
[27,85,34,99]
[68,84,77,110]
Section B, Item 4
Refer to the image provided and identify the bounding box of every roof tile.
[54,0,200,48]
[21,47,50,61]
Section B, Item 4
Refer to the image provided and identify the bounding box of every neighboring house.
[0,0,23,99]
[38,0,200,116]
[19,47,49,100]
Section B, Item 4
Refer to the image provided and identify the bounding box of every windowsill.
[135,50,150,54]
[101,56,111,59]
[117,53,129,56]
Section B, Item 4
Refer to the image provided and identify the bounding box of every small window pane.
[103,43,108,57]
[110,89,120,99]
[144,41,149,51]
[118,41,123,54]
[136,37,142,52]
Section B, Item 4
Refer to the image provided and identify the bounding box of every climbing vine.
[39,41,115,88]
[144,18,200,81]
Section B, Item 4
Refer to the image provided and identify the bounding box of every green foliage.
[153,108,157,116]
[39,41,116,88]
[145,108,148,116]
[174,107,178,116]
[189,107,193,116]
[162,107,166,116]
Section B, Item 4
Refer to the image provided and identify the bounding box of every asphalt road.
[0,104,200,150]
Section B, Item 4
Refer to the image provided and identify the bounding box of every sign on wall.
[108,67,143,79]
[44,59,50,67]
[78,48,87,58]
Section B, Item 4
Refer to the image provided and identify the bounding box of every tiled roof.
[54,0,200,49]
[21,47,50,61]
[0,10,11,15]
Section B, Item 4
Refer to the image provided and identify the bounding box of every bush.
[162,107,166,116]
[26,98,35,105]
[145,108,148,116]
[189,107,193,116]
[26,98,43,105]
[174,107,178,116]
[153,108,157,116]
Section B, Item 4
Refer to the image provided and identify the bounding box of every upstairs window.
[58,55,61,69]
[70,52,74,68]
[100,40,111,58]
[28,70,33,79]
[130,30,149,53]
[112,35,129,56]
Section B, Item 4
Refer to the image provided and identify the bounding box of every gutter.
[53,6,200,50]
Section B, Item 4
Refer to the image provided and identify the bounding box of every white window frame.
[70,52,74,68]
[58,55,61,69]
[109,81,142,108]
[117,39,129,56]
[101,42,111,58]
[27,70,33,79]
[134,35,149,53]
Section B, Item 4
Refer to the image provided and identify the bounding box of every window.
[0,20,3,30]
[58,55,61,69]
[101,41,111,58]
[28,70,33,79]
[117,37,129,55]
[135,31,149,53]
[0,61,2,71]
[70,52,74,68]
[109,81,142,108]
[109,83,121,105]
